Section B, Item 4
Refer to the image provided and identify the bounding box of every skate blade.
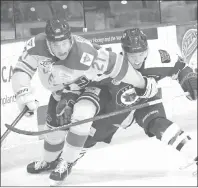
[50,179,64,187]
[179,163,197,177]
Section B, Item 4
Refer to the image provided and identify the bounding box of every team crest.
[158,49,171,63]
[116,85,139,107]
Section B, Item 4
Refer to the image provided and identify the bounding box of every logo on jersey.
[182,29,197,58]
[40,59,54,74]
[80,52,94,66]
[158,50,171,63]
[25,37,35,51]
[116,85,139,107]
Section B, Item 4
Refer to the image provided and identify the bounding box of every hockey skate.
[49,158,74,186]
[49,149,87,186]
[27,152,62,174]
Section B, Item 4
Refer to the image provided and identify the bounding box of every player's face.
[126,50,148,69]
[50,39,72,60]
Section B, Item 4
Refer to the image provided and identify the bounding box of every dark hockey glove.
[178,66,197,101]
[56,92,79,126]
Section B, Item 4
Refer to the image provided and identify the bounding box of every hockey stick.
[1,106,29,146]
[5,92,189,136]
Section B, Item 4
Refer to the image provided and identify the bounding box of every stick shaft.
[1,106,28,146]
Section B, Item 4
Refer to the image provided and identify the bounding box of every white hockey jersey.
[12,33,129,99]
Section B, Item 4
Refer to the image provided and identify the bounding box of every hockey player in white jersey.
[55,28,197,178]
[11,19,158,186]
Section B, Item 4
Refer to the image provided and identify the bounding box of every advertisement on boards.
[80,27,158,45]
[176,23,197,70]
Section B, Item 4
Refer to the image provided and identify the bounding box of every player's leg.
[69,118,120,169]
[27,94,66,174]
[27,91,80,175]
[49,85,111,185]
[134,96,197,174]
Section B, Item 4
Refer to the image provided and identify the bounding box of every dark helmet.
[121,28,148,53]
[45,18,71,42]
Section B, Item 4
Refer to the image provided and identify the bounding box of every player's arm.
[172,56,197,101]
[91,45,157,99]
[12,37,39,116]
[159,52,197,101]
[92,47,145,87]
[105,52,157,98]
[145,53,197,101]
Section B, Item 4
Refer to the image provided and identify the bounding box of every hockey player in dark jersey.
[54,28,197,179]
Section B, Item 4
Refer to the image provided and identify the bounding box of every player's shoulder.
[23,33,50,56]
[34,32,47,44]
[73,34,98,59]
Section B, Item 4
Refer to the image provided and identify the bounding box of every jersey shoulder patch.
[73,35,97,66]
[158,49,171,63]
[23,33,47,56]
[25,37,35,51]
[80,52,94,66]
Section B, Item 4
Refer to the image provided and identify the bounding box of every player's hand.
[15,87,39,117]
[135,77,159,99]
[178,66,197,100]
[56,92,78,126]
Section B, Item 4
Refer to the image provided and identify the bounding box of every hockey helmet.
[121,28,148,53]
[45,18,71,42]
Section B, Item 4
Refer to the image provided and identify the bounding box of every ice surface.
[1,52,197,185]
[1,129,197,186]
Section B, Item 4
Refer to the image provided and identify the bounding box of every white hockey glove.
[135,77,158,99]
[15,87,38,117]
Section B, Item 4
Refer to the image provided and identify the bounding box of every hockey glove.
[56,92,79,126]
[178,66,197,101]
[135,77,159,99]
[15,87,38,117]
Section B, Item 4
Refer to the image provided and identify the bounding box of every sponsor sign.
[176,23,197,66]
[80,28,158,45]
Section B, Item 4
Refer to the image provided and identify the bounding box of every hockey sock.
[149,119,197,160]
[161,123,197,160]
[43,124,66,162]
[62,129,90,163]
